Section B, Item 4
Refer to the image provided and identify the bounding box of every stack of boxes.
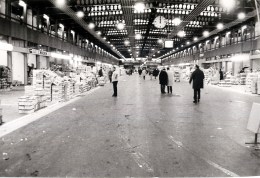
[219,75,232,87]
[257,74,260,95]
[52,84,64,101]
[16,69,98,115]
[245,73,256,93]
[240,73,247,85]
[18,95,46,114]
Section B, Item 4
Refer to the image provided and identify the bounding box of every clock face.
[153,16,167,29]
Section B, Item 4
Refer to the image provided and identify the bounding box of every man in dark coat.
[159,68,168,94]
[189,65,205,103]
[219,69,224,80]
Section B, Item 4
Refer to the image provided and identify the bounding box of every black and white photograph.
[0,0,260,177]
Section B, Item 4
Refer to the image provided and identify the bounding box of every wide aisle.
[0,74,260,177]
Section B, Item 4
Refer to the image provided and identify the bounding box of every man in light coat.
[112,67,119,97]
[189,65,205,103]
[166,67,174,94]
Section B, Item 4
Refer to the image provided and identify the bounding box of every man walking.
[159,68,168,94]
[189,65,205,103]
[112,67,118,97]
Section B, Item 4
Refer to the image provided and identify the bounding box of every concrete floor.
[0,74,260,177]
[0,86,26,123]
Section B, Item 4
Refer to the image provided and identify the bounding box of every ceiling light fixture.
[56,0,66,6]
[76,11,84,18]
[116,22,125,30]
[124,40,130,46]
[134,2,145,12]
[88,23,95,29]
[217,23,224,30]
[177,31,186,37]
[203,31,210,37]
[97,31,101,35]
[19,0,26,7]
[193,37,198,42]
[238,12,246,20]
[173,18,182,26]
[219,0,235,11]
[158,39,163,44]
[135,33,142,40]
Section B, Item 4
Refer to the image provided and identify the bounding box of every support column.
[24,53,28,85]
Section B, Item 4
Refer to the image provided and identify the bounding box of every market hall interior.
[0,74,260,177]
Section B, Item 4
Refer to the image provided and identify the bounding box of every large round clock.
[153,16,167,29]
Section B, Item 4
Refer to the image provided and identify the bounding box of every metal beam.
[141,1,159,57]
[121,0,136,58]
[161,9,258,59]
[150,0,215,58]
[48,0,124,59]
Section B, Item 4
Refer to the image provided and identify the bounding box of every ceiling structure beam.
[161,9,258,59]
[121,0,136,59]
[141,1,159,57]
[148,0,215,58]
[48,0,124,59]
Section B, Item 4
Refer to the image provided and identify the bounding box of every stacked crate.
[18,96,43,114]
[74,83,80,96]
[52,84,64,101]
[240,73,247,85]
[257,74,260,95]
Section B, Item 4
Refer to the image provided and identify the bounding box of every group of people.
[98,67,118,97]
[138,68,160,80]
[159,65,205,104]
[99,64,205,104]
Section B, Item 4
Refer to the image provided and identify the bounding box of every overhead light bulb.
[203,31,210,37]
[97,31,101,35]
[124,40,130,46]
[19,0,26,7]
[238,12,246,20]
[117,22,125,30]
[217,23,224,30]
[177,31,186,37]
[103,37,106,40]
[158,39,163,44]
[135,33,142,40]
[173,18,182,26]
[193,37,198,42]
[186,41,190,45]
[56,0,66,7]
[134,2,145,12]
[88,23,95,29]
[220,0,235,11]
[76,11,84,18]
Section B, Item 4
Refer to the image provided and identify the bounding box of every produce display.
[18,69,99,114]
[0,66,12,91]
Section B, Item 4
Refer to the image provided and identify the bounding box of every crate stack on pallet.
[18,95,46,114]
[257,74,260,95]
[219,75,232,87]
[245,73,258,93]
[52,84,64,102]
[240,73,247,85]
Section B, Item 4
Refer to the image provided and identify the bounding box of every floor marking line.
[0,87,100,138]
[168,136,240,177]
[119,134,154,173]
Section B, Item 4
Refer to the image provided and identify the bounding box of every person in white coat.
[166,67,174,94]
[112,67,119,97]
[141,68,147,80]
